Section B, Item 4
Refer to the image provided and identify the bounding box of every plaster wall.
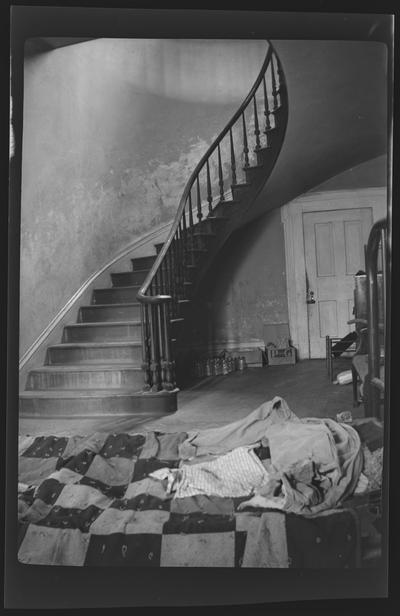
[202,155,388,354]
[20,38,266,356]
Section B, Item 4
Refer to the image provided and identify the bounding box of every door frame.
[281,187,387,359]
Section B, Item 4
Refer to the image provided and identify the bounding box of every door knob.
[306,290,316,304]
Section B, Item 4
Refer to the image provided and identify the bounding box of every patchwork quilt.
[17,429,371,568]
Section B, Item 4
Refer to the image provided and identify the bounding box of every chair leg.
[352,365,360,407]
[327,337,333,381]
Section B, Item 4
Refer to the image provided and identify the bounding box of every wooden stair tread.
[30,364,141,373]
[231,181,252,188]
[81,302,140,308]
[245,162,264,169]
[20,389,144,398]
[48,341,142,349]
[65,320,141,327]
[20,389,175,398]
[94,285,141,291]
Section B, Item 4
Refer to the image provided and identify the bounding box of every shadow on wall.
[191,207,289,352]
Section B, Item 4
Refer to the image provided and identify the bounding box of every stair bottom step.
[19,389,178,418]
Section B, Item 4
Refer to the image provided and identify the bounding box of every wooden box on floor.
[267,347,296,366]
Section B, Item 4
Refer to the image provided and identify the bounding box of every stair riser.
[195,219,220,234]
[80,305,141,322]
[92,288,140,304]
[256,146,272,166]
[63,324,142,343]
[187,236,210,251]
[19,392,178,418]
[131,256,157,271]
[231,185,252,201]
[212,202,237,218]
[46,345,143,365]
[155,247,205,267]
[111,271,148,287]
[27,369,144,390]
[244,165,263,183]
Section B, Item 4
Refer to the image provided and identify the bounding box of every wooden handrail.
[136,41,288,391]
[137,44,274,306]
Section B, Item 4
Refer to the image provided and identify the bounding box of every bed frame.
[351,219,388,419]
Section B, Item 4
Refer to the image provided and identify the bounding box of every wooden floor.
[19,359,363,437]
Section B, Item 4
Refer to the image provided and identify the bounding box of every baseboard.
[180,339,265,366]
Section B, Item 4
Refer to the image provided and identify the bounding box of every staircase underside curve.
[237,40,388,229]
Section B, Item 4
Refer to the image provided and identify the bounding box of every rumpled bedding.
[17,397,381,567]
[173,397,364,515]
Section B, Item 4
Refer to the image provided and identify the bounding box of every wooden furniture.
[350,219,387,419]
[325,334,357,382]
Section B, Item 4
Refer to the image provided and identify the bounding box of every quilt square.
[234,531,247,568]
[18,525,90,566]
[62,433,108,458]
[160,531,235,567]
[132,458,180,482]
[36,504,103,532]
[155,432,188,460]
[163,512,235,535]
[58,449,97,474]
[19,457,59,485]
[84,454,136,486]
[78,476,127,499]
[18,435,36,456]
[110,494,171,512]
[17,521,30,550]
[285,510,358,568]
[99,433,145,459]
[21,435,68,458]
[123,477,170,501]
[170,495,235,516]
[19,498,53,524]
[35,478,65,505]
[47,468,84,485]
[53,483,113,510]
[84,532,161,566]
[235,511,289,568]
[90,508,170,535]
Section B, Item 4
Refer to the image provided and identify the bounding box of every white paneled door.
[303,208,373,357]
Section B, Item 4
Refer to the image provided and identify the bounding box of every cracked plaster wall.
[20,38,266,356]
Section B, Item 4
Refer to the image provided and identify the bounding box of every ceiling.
[24,38,95,56]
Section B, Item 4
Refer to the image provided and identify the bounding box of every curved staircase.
[19,41,288,419]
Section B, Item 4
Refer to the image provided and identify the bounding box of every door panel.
[303,207,373,357]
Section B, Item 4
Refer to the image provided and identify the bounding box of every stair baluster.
[177,223,185,299]
[253,95,261,151]
[271,53,279,112]
[262,74,271,145]
[206,159,213,215]
[140,303,152,390]
[276,54,284,108]
[196,175,202,222]
[149,298,161,391]
[161,301,174,390]
[166,247,174,316]
[217,143,225,201]
[242,111,250,168]
[188,190,194,232]
[229,127,237,186]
